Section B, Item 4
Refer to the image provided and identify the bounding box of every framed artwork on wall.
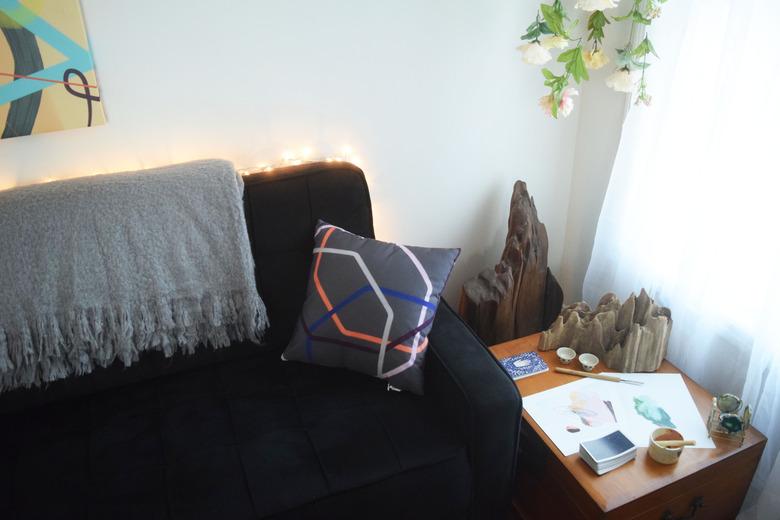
[0,0,104,139]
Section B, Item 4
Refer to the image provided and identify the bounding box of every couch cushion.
[0,350,469,519]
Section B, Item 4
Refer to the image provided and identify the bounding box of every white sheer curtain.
[583,0,779,516]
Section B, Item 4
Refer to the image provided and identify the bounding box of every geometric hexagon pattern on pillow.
[283,220,460,394]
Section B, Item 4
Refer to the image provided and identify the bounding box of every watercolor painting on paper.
[633,394,676,428]
[523,373,715,456]
[524,382,628,456]
[568,389,618,427]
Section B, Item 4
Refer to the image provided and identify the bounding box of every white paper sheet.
[522,373,716,456]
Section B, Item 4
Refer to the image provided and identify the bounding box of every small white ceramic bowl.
[578,353,599,372]
[556,347,576,365]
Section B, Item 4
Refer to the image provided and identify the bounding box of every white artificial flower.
[518,42,552,65]
[583,49,610,70]
[605,69,639,93]
[539,87,579,118]
[541,35,569,50]
[575,0,620,12]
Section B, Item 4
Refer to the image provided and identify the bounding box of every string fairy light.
[12,146,362,185]
[237,145,361,176]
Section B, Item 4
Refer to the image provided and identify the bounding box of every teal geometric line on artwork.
[0,0,95,105]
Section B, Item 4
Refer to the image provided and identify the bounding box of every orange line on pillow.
[314,227,384,344]
[395,337,428,354]
[313,227,426,354]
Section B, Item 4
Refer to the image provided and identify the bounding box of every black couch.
[0,162,522,519]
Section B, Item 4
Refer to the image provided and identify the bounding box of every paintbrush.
[554,367,644,385]
[655,440,697,448]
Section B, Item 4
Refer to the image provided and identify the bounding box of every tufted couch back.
[242,162,374,348]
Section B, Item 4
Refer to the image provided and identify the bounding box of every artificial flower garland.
[519,0,666,118]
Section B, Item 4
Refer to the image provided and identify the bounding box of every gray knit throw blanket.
[0,159,268,393]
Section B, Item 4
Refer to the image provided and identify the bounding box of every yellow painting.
[0,0,104,139]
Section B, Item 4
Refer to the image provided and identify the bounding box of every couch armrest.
[426,301,522,519]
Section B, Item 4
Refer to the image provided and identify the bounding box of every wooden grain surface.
[459,181,554,345]
[490,334,767,515]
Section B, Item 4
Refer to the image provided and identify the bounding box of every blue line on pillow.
[308,285,435,333]
[309,286,375,332]
[379,287,436,310]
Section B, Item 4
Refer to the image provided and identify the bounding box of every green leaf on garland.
[557,48,577,62]
[587,10,610,43]
[632,10,652,25]
[521,19,540,41]
[573,48,590,83]
[540,4,566,37]
[616,44,652,70]
[521,29,539,40]
[614,4,652,25]
[617,3,653,25]
[522,14,555,41]
[632,36,659,58]
[557,46,589,84]
[550,85,567,119]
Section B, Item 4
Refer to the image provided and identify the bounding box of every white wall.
[558,82,624,303]
[558,21,631,303]
[0,0,580,302]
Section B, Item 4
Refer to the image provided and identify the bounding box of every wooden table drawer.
[627,463,756,520]
[611,441,763,520]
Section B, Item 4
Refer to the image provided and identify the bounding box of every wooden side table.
[490,334,767,520]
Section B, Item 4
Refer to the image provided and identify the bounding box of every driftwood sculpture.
[459,181,563,345]
[538,289,672,372]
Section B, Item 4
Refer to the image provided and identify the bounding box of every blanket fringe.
[0,290,268,392]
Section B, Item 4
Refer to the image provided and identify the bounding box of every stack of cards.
[579,430,637,475]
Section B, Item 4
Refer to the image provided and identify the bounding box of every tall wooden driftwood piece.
[459,181,563,345]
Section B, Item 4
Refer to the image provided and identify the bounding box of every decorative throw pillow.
[283,221,459,394]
